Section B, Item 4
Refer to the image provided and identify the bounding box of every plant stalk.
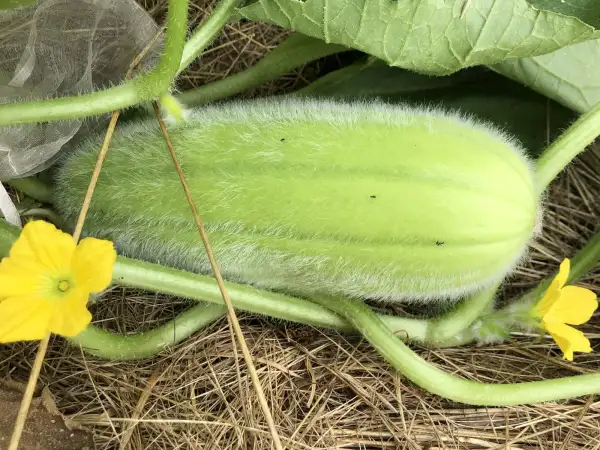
[536,100,600,192]
[308,294,600,406]
[1,220,598,361]
[112,255,437,335]
[69,303,226,360]
[425,284,497,344]
[177,33,347,106]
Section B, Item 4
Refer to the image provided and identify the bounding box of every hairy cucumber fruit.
[54,99,541,303]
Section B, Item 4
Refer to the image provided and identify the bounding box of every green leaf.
[296,59,576,156]
[526,0,600,28]
[238,0,600,75]
[492,38,600,113]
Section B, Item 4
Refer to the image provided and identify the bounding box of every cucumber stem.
[308,294,600,406]
[425,284,497,344]
[68,303,227,360]
[177,34,347,106]
[112,255,362,331]
[536,100,600,192]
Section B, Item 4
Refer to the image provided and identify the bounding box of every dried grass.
[1,1,600,448]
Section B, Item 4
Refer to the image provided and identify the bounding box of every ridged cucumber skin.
[54,99,540,303]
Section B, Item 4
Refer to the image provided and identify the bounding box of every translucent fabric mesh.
[0,0,162,180]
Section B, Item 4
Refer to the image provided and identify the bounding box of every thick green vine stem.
[425,284,498,344]
[105,230,600,358]
[113,256,360,331]
[0,0,190,125]
[69,303,226,360]
[6,177,53,204]
[309,294,600,406]
[566,233,600,283]
[114,257,506,342]
[536,99,600,192]
[1,219,598,361]
[177,34,348,106]
[442,231,600,348]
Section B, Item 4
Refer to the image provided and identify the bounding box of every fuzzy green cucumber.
[54,99,541,303]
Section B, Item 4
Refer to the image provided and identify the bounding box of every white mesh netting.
[0,0,163,181]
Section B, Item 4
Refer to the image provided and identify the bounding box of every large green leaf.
[494,2,600,112]
[296,59,576,156]
[526,0,600,27]
[238,0,600,75]
[492,38,600,113]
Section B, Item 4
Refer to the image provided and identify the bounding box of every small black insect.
[369,195,377,199]
[436,241,445,246]
[280,138,286,142]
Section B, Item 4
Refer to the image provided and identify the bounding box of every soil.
[0,384,94,450]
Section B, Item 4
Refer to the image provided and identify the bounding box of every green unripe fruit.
[54,99,541,303]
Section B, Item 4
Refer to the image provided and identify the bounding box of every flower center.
[57,280,71,293]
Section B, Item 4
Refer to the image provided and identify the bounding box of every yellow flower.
[532,258,598,361]
[0,220,116,343]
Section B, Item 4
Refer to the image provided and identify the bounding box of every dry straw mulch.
[1,1,600,449]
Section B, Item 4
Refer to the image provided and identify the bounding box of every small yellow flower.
[0,220,116,343]
[532,258,598,361]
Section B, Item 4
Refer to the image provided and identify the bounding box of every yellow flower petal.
[0,297,51,343]
[72,238,116,293]
[533,287,561,318]
[555,258,570,290]
[8,220,75,272]
[532,258,574,318]
[544,286,598,326]
[48,288,92,337]
[0,259,47,298]
[544,321,592,361]
[0,221,113,342]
